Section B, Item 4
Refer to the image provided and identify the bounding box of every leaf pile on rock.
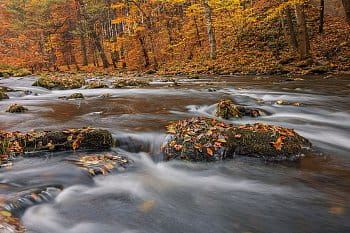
[275,100,302,106]
[33,74,85,89]
[0,209,24,233]
[162,117,311,162]
[67,154,131,176]
[85,81,109,89]
[0,128,113,166]
[113,78,150,88]
[216,99,262,119]
[6,104,28,113]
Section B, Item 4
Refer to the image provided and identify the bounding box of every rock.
[100,93,112,98]
[0,64,31,78]
[144,69,157,75]
[33,74,85,90]
[113,78,150,88]
[0,91,9,100]
[0,128,113,165]
[66,93,84,99]
[66,154,131,176]
[162,117,311,162]
[6,104,28,113]
[3,185,63,216]
[216,99,263,119]
[85,81,109,89]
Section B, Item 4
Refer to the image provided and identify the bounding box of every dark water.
[0,75,350,233]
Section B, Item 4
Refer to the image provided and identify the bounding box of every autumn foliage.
[0,0,349,74]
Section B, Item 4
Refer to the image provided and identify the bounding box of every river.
[0,74,349,233]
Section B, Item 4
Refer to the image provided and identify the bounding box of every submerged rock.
[113,78,150,88]
[3,185,63,216]
[216,99,262,119]
[162,117,311,162]
[33,74,85,90]
[66,154,131,176]
[85,81,109,89]
[66,93,85,99]
[6,104,28,113]
[0,128,113,166]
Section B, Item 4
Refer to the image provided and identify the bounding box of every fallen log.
[162,117,311,162]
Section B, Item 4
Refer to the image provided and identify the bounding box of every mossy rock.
[0,64,31,78]
[6,104,28,113]
[0,128,113,159]
[33,75,85,90]
[113,78,150,88]
[0,91,9,100]
[0,209,24,233]
[85,81,109,89]
[216,99,262,119]
[162,117,311,162]
[66,93,85,99]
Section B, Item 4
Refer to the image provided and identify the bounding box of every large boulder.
[162,118,311,162]
[113,78,150,88]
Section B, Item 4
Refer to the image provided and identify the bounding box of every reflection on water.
[0,75,350,233]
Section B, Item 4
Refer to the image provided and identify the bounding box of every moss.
[162,118,311,162]
[66,93,85,99]
[0,91,9,100]
[85,81,109,89]
[33,74,85,90]
[6,104,28,113]
[113,78,150,88]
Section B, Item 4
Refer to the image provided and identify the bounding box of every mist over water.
[1,75,350,232]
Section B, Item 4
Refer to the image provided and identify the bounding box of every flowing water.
[0,75,350,233]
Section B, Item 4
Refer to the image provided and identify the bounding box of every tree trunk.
[294,3,311,59]
[80,36,88,66]
[284,6,299,52]
[138,34,150,68]
[202,0,217,59]
[91,31,109,68]
[342,0,350,24]
[319,0,325,33]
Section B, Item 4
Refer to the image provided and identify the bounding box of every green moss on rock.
[6,104,28,113]
[162,117,311,162]
[85,81,109,89]
[33,74,85,90]
[66,93,85,99]
[113,78,150,88]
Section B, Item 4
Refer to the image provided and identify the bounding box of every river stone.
[0,91,9,100]
[216,99,263,119]
[162,117,311,162]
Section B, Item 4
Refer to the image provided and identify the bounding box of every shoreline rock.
[162,117,311,162]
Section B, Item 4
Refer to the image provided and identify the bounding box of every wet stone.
[6,104,28,113]
[216,99,263,119]
[113,78,150,88]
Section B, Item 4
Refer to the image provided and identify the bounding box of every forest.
[0,0,349,75]
[0,1,350,233]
